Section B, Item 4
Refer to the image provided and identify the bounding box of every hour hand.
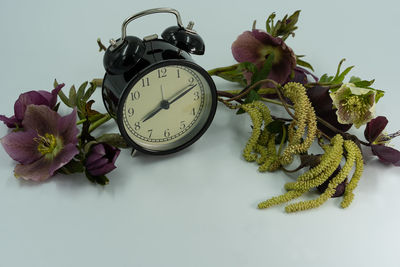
[141,105,162,123]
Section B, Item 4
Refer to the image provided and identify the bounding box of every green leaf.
[58,89,72,108]
[77,81,88,103]
[266,12,276,34]
[97,133,129,149]
[54,79,59,88]
[236,90,262,114]
[58,159,84,174]
[85,171,109,185]
[332,66,354,84]
[266,120,285,134]
[82,82,98,102]
[296,58,314,72]
[69,85,77,107]
[251,53,274,85]
[349,76,362,83]
[275,124,289,145]
[334,59,346,78]
[353,80,375,88]
[375,89,385,103]
[320,74,334,83]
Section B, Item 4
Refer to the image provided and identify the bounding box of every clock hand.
[140,85,169,123]
[141,84,196,123]
[141,105,163,123]
[168,84,197,105]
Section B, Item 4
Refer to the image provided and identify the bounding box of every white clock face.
[121,63,215,152]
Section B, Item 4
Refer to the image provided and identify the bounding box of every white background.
[1,0,400,266]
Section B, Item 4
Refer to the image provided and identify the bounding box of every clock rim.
[116,59,218,155]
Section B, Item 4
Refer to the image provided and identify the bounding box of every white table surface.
[1,0,399,266]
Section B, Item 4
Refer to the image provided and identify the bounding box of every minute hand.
[168,84,197,105]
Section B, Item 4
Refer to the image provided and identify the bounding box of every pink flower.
[1,105,79,181]
[231,29,296,84]
[0,84,64,128]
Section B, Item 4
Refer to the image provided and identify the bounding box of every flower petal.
[50,143,79,175]
[14,91,49,121]
[1,129,42,164]
[232,31,264,64]
[0,115,20,128]
[14,157,53,181]
[22,105,59,135]
[57,108,79,145]
[371,145,400,166]
[87,162,116,177]
[364,116,388,143]
[37,83,64,108]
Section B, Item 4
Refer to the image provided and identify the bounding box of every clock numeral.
[158,68,167,78]
[147,129,153,138]
[193,91,200,100]
[177,69,180,78]
[180,120,186,130]
[142,77,150,87]
[127,108,134,117]
[164,129,171,138]
[131,91,140,101]
[191,108,196,116]
[188,77,195,86]
[134,122,141,131]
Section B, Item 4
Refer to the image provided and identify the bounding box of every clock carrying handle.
[110,7,194,50]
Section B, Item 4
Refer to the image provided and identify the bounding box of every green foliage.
[55,79,104,120]
[296,57,314,72]
[266,120,289,144]
[236,90,262,114]
[266,10,300,40]
[85,171,109,185]
[251,53,274,85]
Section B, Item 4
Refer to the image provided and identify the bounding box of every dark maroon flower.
[306,85,352,136]
[1,105,79,181]
[0,84,64,128]
[231,29,296,84]
[85,143,120,177]
[364,116,400,166]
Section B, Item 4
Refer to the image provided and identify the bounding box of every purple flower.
[231,29,296,84]
[364,116,400,166]
[0,84,64,128]
[85,143,120,177]
[1,105,79,181]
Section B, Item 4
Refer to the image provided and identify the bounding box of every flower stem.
[88,114,112,133]
[208,64,239,76]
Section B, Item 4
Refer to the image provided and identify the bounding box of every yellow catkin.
[278,82,318,166]
[241,105,263,162]
[258,189,305,209]
[283,135,344,191]
[241,101,278,167]
[258,137,278,172]
[285,139,344,190]
[341,143,364,208]
[255,144,268,165]
[285,140,356,213]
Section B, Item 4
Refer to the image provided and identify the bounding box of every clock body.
[102,38,217,155]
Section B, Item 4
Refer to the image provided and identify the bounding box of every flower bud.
[85,143,120,177]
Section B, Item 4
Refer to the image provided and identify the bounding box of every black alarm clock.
[102,8,217,155]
